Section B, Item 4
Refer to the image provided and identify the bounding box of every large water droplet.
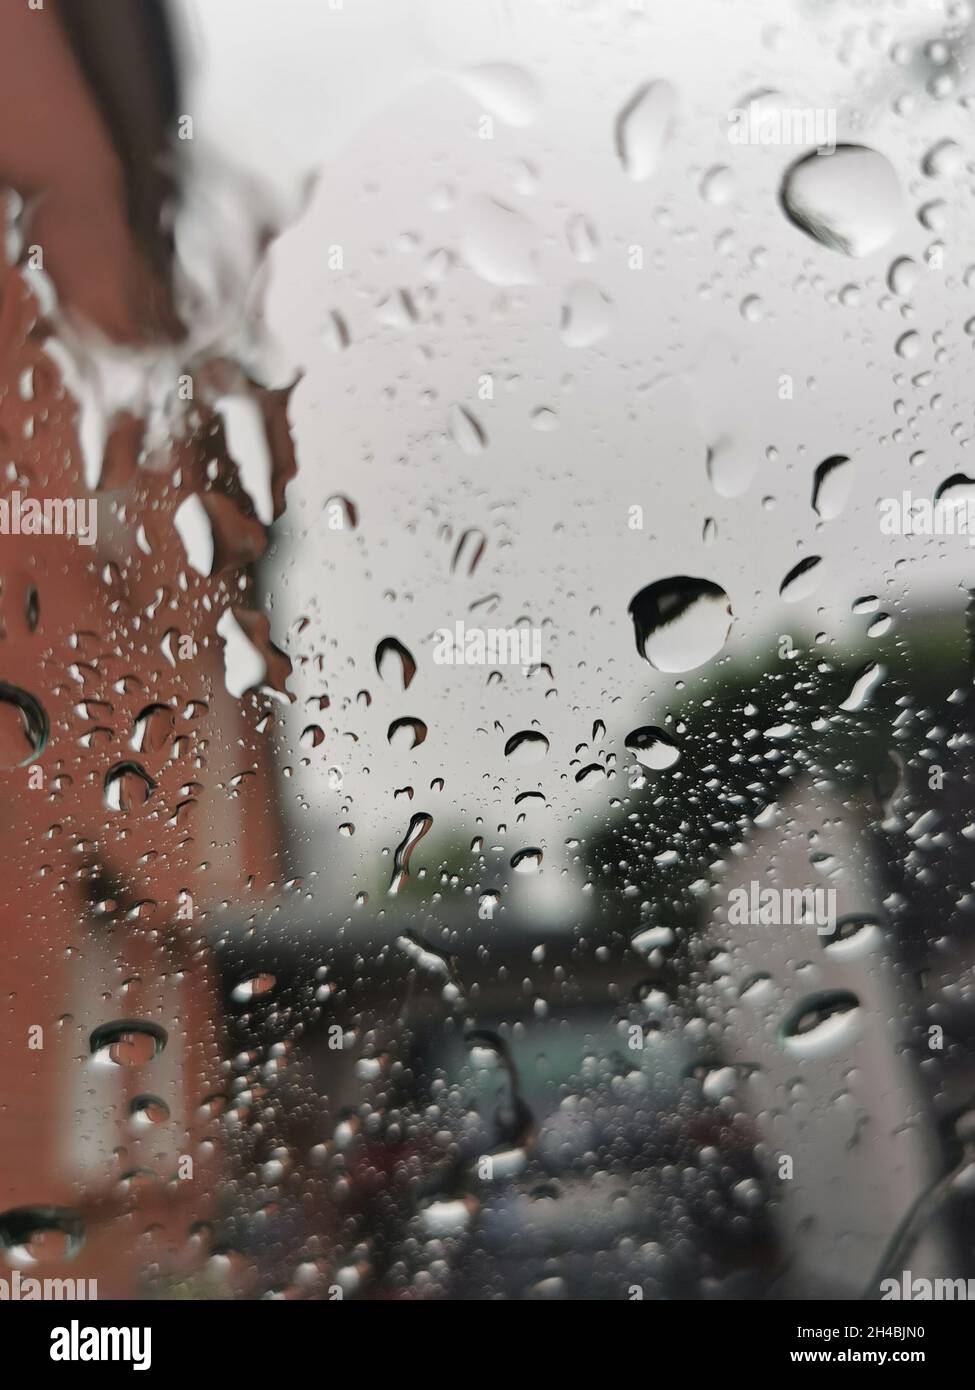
[89,1020,167,1068]
[375,637,416,690]
[511,846,543,873]
[779,555,822,602]
[839,661,885,712]
[389,812,433,895]
[780,990,860,1057]
[504,730,549,765]
[388,717,427,750]
[780,145,903,257]
[706,436,757,498]
[615,80,676,181]
[131,703,174,754]
[0,1206,85,1264]
[462,197,538,286]
[560,282,612,348]
[0,683,48,767]
[821,914,883,959]
[625,726,681,769]
[629,576,732,673]
[448,405,488,455]
[231,974,276,1004]
[812,455,854,519]
[454,64,541,128]
[129,1095,171,1128]
[104,761,156,813]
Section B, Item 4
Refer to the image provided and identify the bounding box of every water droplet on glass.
[700,164,735,205]
[780,990,860,1057]
[615,80,677,181]
[104,761,157,813]
[779,555,822,603]
[448,404,488,455]
[375,637,416,690]
[887,256,918,296]
[707,436,757,498]
[625,726,681,769]
[629,576,732,673]
[462,196,538,286]
[504,730,549,764]
[0,683,48,767]
[231,974,277,1004]
[454,63,541,128]
[388,812,433,894]
[129,1095,171,1129]
[511,846,543,873]
[922,138,962,177]
[0,1206,85,1264]
[780,145,902,257]
[812,455,853,519]
[560,282,612,348]
[89,1020,167,1068]
[839,661,885,711]
[388,716,427,750]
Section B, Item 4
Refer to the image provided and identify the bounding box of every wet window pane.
[1,0,974,1309]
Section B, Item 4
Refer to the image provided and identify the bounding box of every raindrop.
[566,213,598,262]
[323,311,351,353]
[575,763,605,787]
[615,80,677,181]
[129,1095,171,1127]
[375,637,417,690]
[0,683,48,767]
[700,164,735,204]
[895,331,921,360]
[779,556,822,603]
[706,436,757,498]
[375,289,418,329]
[104,761,157,813]
[454,63,540,128]
[511,846,543,873]
[780,990,860,1057]
[231,974,276,1004]
[840,661,885,711]
[131,703,174,755]
[448,404,488,455]
[780,145,903,257]
[812,455,853,519]
[821,914,883,958]
[629,576,732,673]
[89,1020,167,1068]
[530,407,558,431]
[451,528,487,575]
[560,282,612,348]
[388,717,427,750]
[887,256,917,296]
[922,139,962,177]
[389,812,433,894]
[462,196,538,286]
[625,726,681,769]
[504,730,549,764]
[0,1206,85,1264]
